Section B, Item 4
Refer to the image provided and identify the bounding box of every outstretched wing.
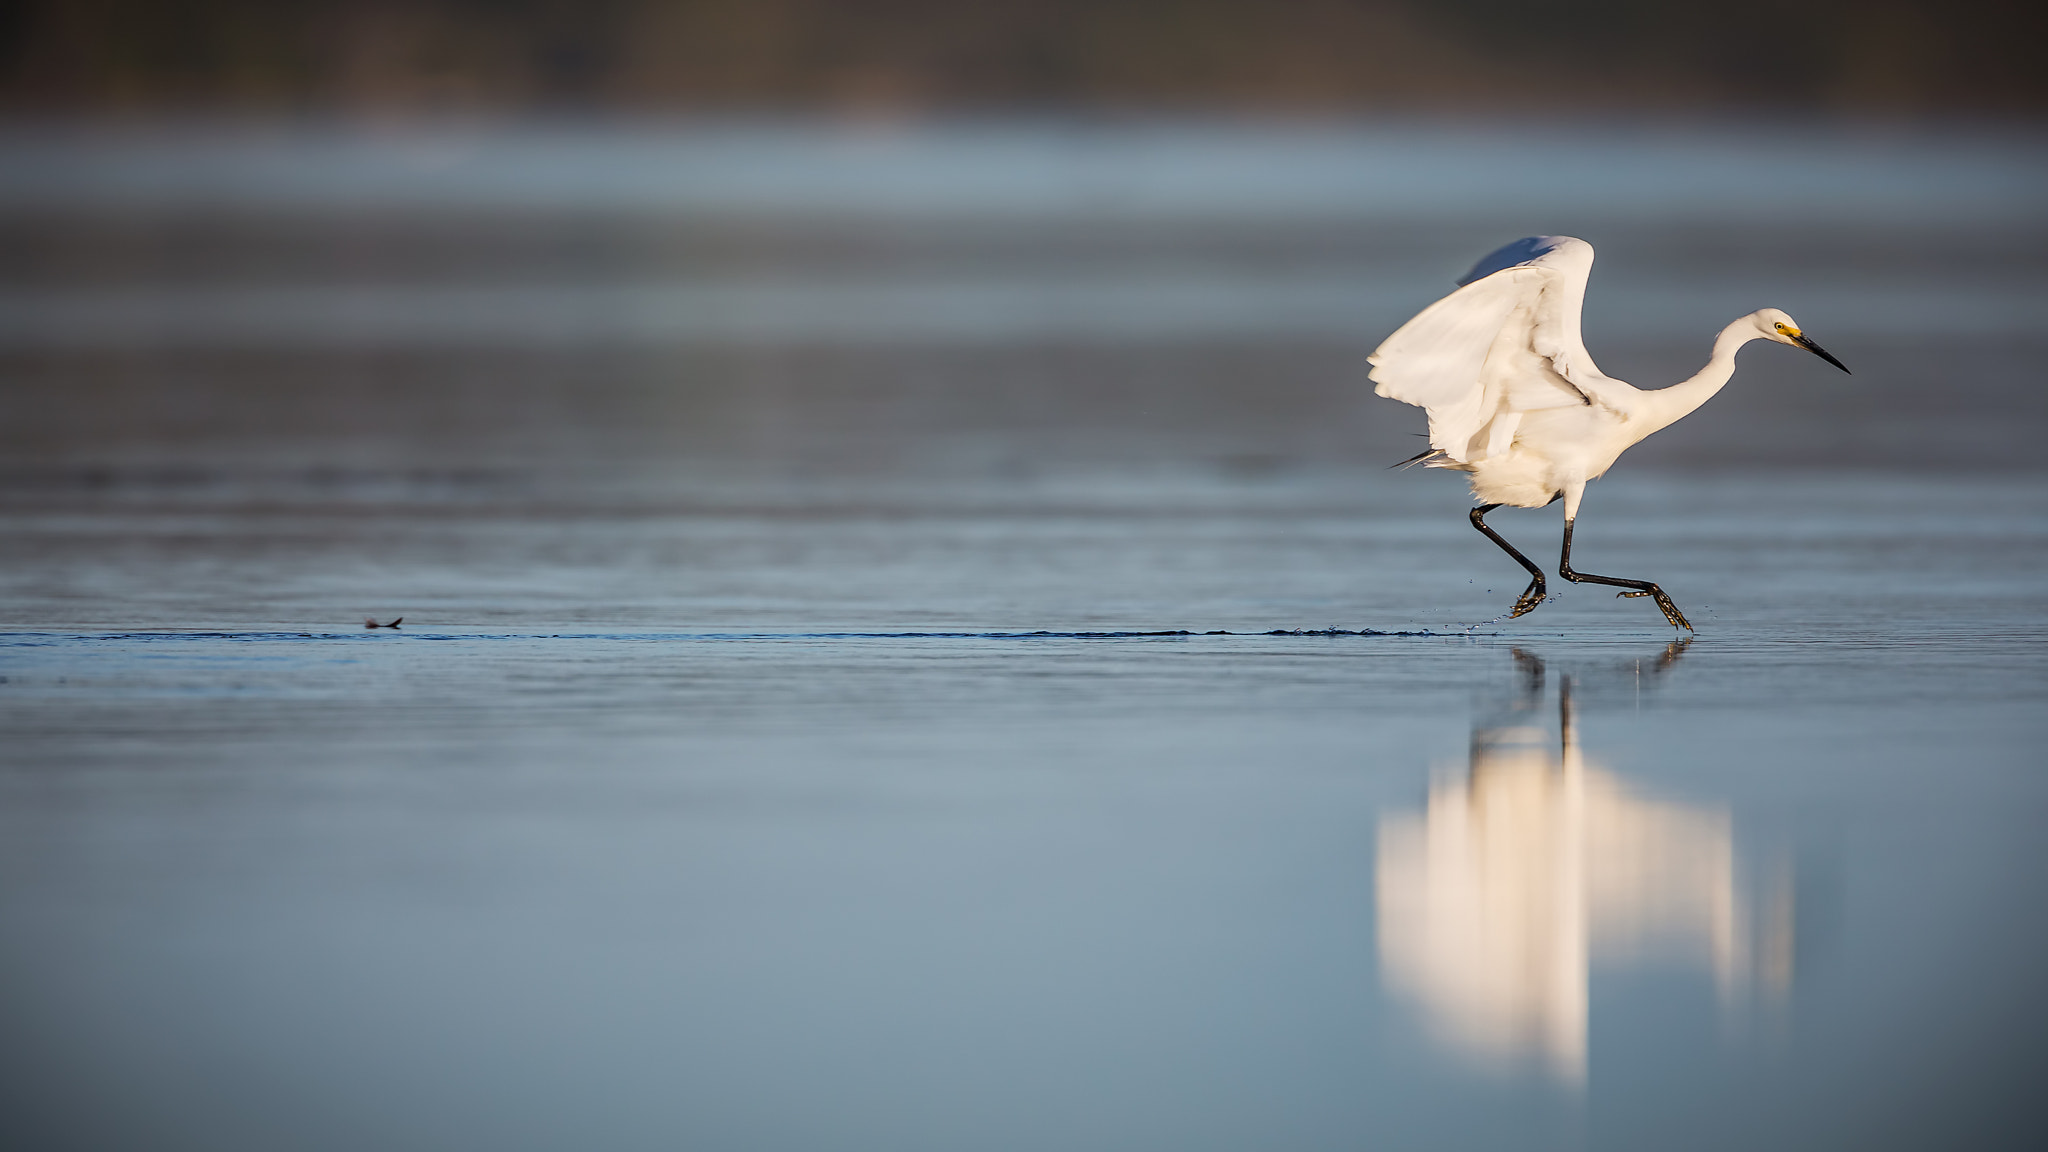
[1369,236,1637,465]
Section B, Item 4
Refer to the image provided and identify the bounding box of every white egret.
[1371,236,1849,630]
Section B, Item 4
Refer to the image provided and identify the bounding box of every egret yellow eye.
[1774,322,1802,337]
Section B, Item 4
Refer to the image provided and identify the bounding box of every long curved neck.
[1640,320,1762,435]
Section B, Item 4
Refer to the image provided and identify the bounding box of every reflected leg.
[1558,518,1693,631]
[1470,504,1548,618]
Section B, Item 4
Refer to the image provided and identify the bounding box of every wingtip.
[1456,236,1580,287]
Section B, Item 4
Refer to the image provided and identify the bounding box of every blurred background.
[3,5,2046,1152]
[2,0,2045,516]
[5,0,2046,115]
[3,0,2046,516]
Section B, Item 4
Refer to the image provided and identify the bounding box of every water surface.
[2,121,2044,1151]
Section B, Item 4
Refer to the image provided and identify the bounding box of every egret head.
[1752,308,1850,373]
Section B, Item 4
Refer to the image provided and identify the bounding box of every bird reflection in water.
[1376,641,1793,1083]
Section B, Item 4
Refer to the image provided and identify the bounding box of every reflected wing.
[1370,236,1637,464]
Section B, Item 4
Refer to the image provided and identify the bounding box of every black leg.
[1558,518,1693,631]
[1470,504,1548,618]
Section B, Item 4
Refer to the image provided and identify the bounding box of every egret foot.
[1615,587,1692,631]
[1510,578,1548,618]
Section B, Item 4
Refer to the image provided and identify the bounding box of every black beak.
[1793,332,1850,374]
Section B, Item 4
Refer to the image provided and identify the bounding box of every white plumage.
[1371,236,1849,629]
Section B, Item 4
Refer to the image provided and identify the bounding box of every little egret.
[1370,236,1848,630]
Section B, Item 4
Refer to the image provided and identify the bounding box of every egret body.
[1370,236,1849,630]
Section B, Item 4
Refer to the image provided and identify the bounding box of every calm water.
[2,121,2045,1151]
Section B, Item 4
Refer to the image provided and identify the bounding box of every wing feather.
[1370,236,1638,465]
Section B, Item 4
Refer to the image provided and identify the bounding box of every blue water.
[1,120,2045,1151]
